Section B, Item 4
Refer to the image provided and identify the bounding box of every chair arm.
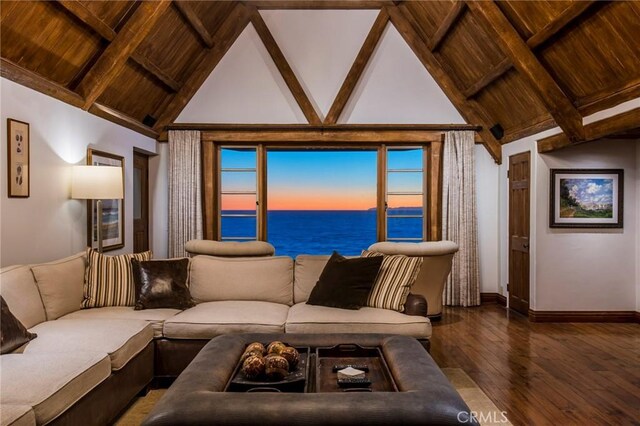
[403,293,428,317]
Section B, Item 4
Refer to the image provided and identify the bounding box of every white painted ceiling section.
[177,10,466,125]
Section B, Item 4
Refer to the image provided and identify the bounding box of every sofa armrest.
[403,293,428,317]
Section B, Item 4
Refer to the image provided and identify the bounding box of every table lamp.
[71,165,124,253]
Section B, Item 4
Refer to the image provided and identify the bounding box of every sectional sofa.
[0,241,457,426]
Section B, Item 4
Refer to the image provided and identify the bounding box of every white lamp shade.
[71,165,123,200]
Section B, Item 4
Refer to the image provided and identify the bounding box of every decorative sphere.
[265,355,289,380]
[245,342,266,355]
[240,349,263,364]
[280,347,300,370]
[266,341,287,355]
[241,355,265,379]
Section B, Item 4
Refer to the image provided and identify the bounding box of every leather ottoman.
[143,333,477,426]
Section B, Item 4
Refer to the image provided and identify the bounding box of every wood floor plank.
[430,305,640,426]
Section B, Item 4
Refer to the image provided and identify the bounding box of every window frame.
[201,128,448,243]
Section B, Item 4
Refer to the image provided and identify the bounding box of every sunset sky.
[221,148,422,211]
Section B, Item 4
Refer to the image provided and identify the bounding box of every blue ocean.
[222,210,423,257]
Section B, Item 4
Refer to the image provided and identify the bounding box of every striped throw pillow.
[82,249,152,308]
[361,250,423,312]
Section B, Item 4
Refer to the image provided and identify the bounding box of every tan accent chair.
[184,240,275,257]
[367,241,459,319]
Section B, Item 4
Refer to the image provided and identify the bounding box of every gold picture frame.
[7,119,30,198]
[87,148,125,251]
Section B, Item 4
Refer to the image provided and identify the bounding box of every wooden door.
[133,152,149,253]
[508,152,530,316]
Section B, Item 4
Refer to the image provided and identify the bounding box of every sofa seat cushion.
[163,301,289,339]
[0,405,35,426]
[0,353,110,425]
[285,303,432,339]
[60,307,180,338]
[23,318,153,370]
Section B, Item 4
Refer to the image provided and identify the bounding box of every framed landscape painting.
[87,149,125,251]
[550,169,623,228]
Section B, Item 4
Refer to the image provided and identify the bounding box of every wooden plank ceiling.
[1,1,639,160]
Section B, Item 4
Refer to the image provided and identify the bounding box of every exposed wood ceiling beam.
[249,1,393,9]
[576,77,640,116]
[248,5,322,125]
[174,1,215,48]
[56,0,179,93]
[466,1,585,144]
[463,1,599,99]
[538,107,640,153]
[56,0,117,41]
[76,1,171,110]
[89,103,158,138]
[153,4,251,131]
[324,9,389,124]
[385,5,502,163]
[429,2,465,51]
[526,1,597,49]
[0,57,85,108]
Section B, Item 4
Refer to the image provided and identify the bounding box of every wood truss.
[2,1,639,160]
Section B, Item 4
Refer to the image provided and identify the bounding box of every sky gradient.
[221,148,423,210]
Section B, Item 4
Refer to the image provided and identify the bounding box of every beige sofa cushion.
[293,255,331,304]
[31,252,86,320]
[0,405,35,426]
[163,301,289,339]
[24,318,153,370]
[189,256,293,305]
[0,265,46,329]
[0,353,110,425]
[60,306,180,338]
[185,240,275,257]
[285,303,432,339]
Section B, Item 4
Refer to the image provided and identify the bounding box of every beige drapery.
[168,130,203,258]
[442,131,480,307]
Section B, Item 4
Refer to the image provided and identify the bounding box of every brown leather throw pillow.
[306,251,383,310]
[1,295,37,354]
[132,258,195,310]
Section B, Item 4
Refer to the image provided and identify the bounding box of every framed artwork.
[550,169,623,228]
[7,119,30,197]
[87,148,125,251]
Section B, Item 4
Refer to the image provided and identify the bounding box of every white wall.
[0,78,156,267]
[172,11,501,293]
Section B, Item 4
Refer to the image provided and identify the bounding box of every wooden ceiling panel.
[437,11,507,89]
[77,1,136,30]
[497,0,575,40]
[97,61,172,123]
[403,1,453,39]
[134,5,206,85]
[190,1,238,34]
[475,69,551,133]
[538,1,640,103]
[0,1,102,87]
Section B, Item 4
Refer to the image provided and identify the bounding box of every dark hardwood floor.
[430,305,640,426]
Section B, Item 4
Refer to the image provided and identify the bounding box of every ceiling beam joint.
[429,1,465,51]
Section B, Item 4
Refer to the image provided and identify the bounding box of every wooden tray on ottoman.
[315,344,398,393]
[225,346,310,393]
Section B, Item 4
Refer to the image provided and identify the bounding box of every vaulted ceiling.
[2,1,639,163]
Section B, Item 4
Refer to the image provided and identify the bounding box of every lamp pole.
[96,199,103,253]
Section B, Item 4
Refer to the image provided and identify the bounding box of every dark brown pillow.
[1,295,37,354]
[132,259,195,310]
[306,251,383,310]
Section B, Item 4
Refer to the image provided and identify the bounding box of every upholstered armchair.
[367,241,459,320]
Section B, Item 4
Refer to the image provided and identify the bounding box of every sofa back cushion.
[189,256,293,305]
[294,255,332,304]
[31,252,86,320]
[0,265,46,329]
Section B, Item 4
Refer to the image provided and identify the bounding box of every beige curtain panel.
[442,131,480,307]
[168,130,203,258]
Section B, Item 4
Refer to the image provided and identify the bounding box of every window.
[385,147,426,242]
[219,148,258,241]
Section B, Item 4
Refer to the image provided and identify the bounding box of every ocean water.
[221,210,423,257]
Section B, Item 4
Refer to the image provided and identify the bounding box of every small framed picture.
[550,169,623,228]
[7,119,30,198]
[87,148,125,251]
